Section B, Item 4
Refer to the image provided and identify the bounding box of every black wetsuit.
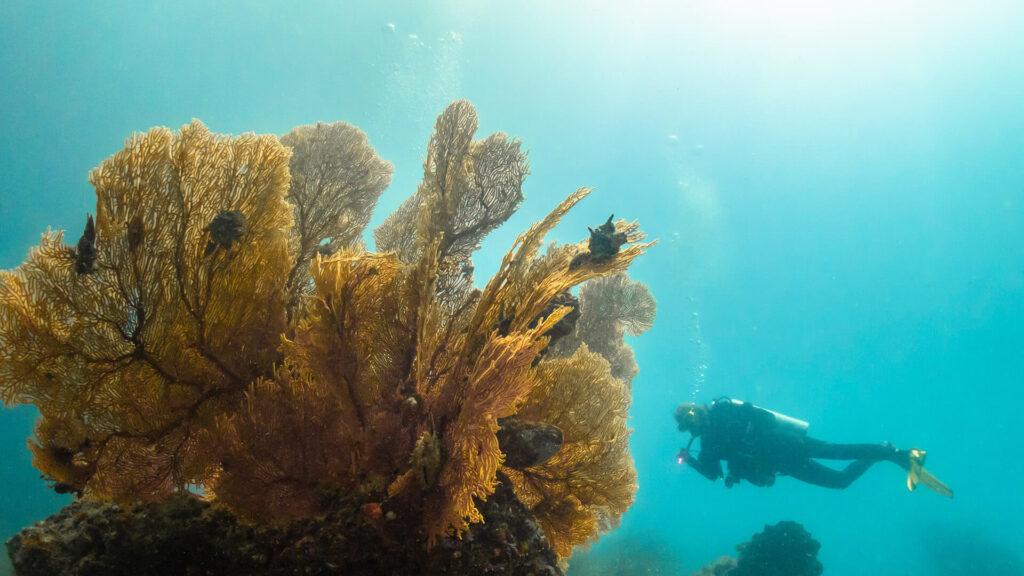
[686,399,901,489]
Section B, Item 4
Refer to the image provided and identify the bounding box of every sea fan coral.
[0,121,293,500]
[504,346,636,557]
[0,100,654,562]
[374,100,527,312]
[550,273,656,386]
[280,121,392,317]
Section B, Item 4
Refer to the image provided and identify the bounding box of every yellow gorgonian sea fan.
[211,250,418,523]
[504,345,637,559]
[1,101,655,561]
[0,121,293,500]
[549,273,657,386]
[392,185,651,546]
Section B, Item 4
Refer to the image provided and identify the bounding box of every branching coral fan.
[0,100,655,560]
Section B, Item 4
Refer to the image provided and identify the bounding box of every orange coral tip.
[361,502,383,520]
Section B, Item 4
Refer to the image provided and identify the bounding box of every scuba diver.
[675,398,952,496]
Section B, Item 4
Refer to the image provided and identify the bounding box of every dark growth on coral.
[536,292,580,345]
[497,416,564,469]
[74,214,96,274]
[570,215,629,270]
[204,209,247,255]
[126,214,145,251]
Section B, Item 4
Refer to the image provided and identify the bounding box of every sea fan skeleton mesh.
[281,122,393,319]
[550,273,656,386]
[375,100,528,312]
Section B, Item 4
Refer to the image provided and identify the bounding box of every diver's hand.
[677,449,693,466]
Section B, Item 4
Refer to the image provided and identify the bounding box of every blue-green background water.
[2,2,1022,574]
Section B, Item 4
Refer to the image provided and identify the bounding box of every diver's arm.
[684,449,723,481]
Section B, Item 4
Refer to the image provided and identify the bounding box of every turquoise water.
[1,2,1022,574]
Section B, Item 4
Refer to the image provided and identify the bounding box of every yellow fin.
[913,465,954,498]
[906,450,953,498]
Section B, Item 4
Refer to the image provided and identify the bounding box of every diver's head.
[675,403,708,436]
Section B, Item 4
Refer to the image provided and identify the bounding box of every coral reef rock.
[693,521,823,576]
[7,496,265,576]
[693,557,738,576]
[7,476,562,576]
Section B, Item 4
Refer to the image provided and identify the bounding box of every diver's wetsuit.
[686,399,902,489]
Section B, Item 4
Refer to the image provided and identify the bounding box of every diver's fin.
[905,449,953,498]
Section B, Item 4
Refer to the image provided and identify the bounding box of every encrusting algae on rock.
[0,100,656,572]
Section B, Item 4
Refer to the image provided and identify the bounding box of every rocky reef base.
[693,521,823,576]
[7,475,561,576]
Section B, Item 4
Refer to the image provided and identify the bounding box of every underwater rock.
[7,476,563,576]
[497,416,564,469]
[692,557,737,576]
[733,521,822,576]
[74,214,96,274]
[426,474,562,575]
[693,521,822,576]
[204,209,246,255]
[6,496,265,576]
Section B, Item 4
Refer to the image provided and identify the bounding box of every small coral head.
[361,502,383,521]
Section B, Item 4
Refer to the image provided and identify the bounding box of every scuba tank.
[725,398,809,437]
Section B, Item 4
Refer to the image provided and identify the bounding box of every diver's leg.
[802,437,899,463]
[781,458,877,489]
